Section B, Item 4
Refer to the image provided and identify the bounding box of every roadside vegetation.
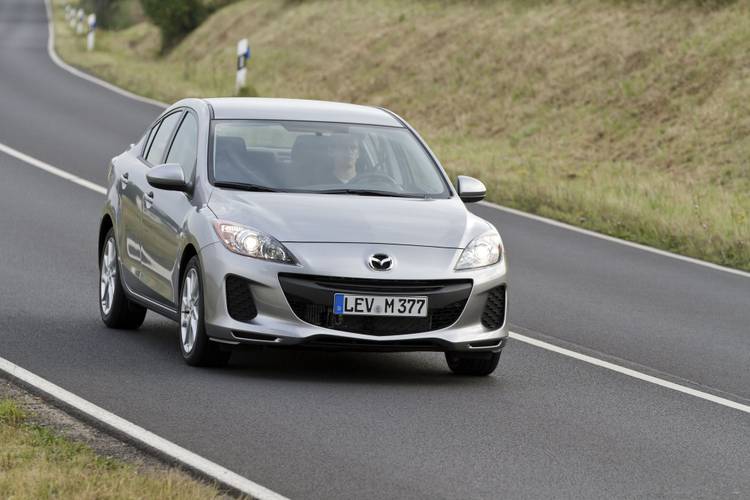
[54,0,750,270]
[0,398,224,498]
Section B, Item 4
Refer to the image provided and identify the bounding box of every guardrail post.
[236,38,250,94]
[87,14,96,51]
[76,9,85,35]
[69,6,77,29]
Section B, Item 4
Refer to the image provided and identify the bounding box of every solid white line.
[509,331,750,415]
[3,140,750,418]
[0,356,289,500]
[481,200,750,279]
[43,0,167,109]
[0,141,106,195]
[0,140,291,497]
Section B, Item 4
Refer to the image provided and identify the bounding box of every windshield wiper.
[213,181,278,192]
[317,188,421,198]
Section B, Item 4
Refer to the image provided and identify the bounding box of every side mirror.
[456,175,486,203]
[147,163,188,192]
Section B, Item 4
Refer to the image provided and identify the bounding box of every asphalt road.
[1,0,749,498]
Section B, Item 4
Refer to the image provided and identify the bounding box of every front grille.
[278,274,472,336]
[481,285,506,330]
[226,275,257,322]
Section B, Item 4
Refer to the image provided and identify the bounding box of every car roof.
[203,98,402,127]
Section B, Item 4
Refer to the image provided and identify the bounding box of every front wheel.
[445,351,501,376]
[179,256,231,367]
[99,229,147,329]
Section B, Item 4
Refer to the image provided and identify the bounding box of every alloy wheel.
[180,268,200,354]
[100,237,117,316]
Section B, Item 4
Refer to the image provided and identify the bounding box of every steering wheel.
[349,171,402,190]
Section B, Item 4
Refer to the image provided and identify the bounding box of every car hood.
[207,190,492,248]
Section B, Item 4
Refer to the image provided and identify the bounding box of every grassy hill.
[54,0,749,270]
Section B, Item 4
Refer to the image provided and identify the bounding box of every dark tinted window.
[166,113,198,179]
[146,112,182,165]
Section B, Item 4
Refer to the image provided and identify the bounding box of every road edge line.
[509,331,750,415]
[480,201,750,279]
[43,0,167,109]
[0,140,290,498]
[0,356,289,500]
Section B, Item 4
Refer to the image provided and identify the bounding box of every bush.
[139,0,207,52]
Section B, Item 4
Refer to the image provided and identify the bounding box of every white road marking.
[480,201,750,279]
[509,331,750,415]
[0,357,289,500]
[1,141,749,417]
[0,141,105,194]
[43,0,167,109]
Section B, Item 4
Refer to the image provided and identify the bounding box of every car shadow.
[133,318,503,387]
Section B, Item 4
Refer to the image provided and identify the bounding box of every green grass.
[54,0,750,270]
[0,398,226,499]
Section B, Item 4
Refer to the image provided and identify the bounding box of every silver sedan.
[98,98,508,375]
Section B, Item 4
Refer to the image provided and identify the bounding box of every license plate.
[333,293,428,317]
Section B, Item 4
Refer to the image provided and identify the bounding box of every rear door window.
[141,125,157,158]
[165,113,199,180]
[145,111,183,165]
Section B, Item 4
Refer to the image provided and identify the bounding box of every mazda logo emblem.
[368,253,394,271]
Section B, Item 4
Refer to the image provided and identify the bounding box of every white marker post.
[69,6,77,28]
[87,14,96,51]
[76,9,85,35]
[235,38,250,94]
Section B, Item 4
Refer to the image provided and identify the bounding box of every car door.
[140,110,199,305]
[126,110,184,298]
[116,125,154,292]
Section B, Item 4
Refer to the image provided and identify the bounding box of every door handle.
[120,172,129,189]
[144,191,154,209]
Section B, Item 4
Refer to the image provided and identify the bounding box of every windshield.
[210,120,450,198]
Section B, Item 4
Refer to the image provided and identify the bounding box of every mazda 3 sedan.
[99,98,508,375]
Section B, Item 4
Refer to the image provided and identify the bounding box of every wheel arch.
[98,214,114,263]
[177,243,199,293]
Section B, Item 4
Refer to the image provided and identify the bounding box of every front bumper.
[199,241,508,352]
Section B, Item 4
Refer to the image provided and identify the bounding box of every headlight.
[455,230,503,270]
[212,220,296,264]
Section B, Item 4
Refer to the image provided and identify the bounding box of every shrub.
[139,0,207,52]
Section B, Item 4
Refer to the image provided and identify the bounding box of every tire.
[179,256,232,367]
[99,229,147,329]
[445,350,501,376]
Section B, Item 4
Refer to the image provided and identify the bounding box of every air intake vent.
[481,285,506,330]
[226,275,257,322]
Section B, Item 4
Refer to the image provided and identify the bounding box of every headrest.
[291,135,331,164]
[215,136,247,157]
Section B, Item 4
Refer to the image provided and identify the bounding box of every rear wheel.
[445,350,501,376]
[179,257,231,367]
[99,229,147,329]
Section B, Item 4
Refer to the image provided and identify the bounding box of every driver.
[328,135,360,183]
